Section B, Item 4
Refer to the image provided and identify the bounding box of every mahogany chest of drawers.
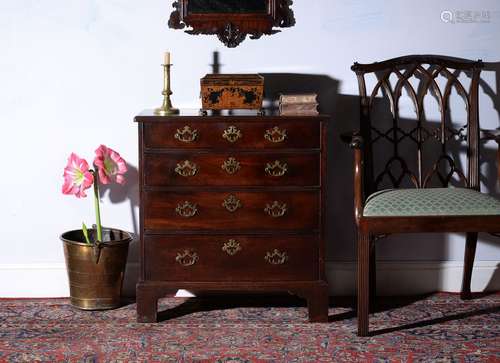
[135,111,329,322]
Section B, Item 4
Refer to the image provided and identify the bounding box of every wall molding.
[0,261,498,298]
[0,263,70,298]
[327,260,499,296]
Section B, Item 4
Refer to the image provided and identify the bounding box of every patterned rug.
[0,293,498,362]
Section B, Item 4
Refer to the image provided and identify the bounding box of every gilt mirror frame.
[169,0,295,48]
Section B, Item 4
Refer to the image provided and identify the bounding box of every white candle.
[164,52,171,65]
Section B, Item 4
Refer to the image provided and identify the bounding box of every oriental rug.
[0,293,498,362]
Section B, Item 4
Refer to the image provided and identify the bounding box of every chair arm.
[340,131,364,149]
[340,131,365,224]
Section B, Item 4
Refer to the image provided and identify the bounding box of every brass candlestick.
[154,63,179,116]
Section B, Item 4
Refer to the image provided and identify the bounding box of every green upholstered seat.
[363,188,500,217]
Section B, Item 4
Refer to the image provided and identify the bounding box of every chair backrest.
[351,55,483,198]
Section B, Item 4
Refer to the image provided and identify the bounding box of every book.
[280,110,319,116]
[280,103,318,112]
[279,93,318,104]
[279,103,319,116]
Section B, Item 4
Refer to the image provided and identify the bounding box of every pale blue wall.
[0,0,499,266]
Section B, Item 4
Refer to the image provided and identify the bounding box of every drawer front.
[144,191,319,231]
[143,121,320,149]
[144,152,319,187]
[144,235,319,281]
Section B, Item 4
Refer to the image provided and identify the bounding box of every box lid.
[201,74,264,86]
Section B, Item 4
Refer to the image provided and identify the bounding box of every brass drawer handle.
[176,250,199,266]
[175,201,198,218]
[264,201,287,218]
[221,157,241,175]
[175,160,198,177]
[222,194,242,212]
[265,160,288,177]
[222,125,242,143]
[222,239,242,256]
[265,126,287,143]
[264,249,289,265]
[174,125,198,143]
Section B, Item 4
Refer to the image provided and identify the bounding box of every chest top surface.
[135,109,330,122]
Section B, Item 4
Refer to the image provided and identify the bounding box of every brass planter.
[60,228,131,310]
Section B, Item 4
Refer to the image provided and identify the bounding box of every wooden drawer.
[143,190,319,231]
[144,152,320,187]
[144,235,319,281]
[143,121,320,149]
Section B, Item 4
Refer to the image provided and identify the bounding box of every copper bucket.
[60,228,132,310]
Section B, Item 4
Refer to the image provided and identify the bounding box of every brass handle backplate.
[264,201,287,218]
[175,201,198,218]
[222,125,242,143]
[265,126,287,143]
[175,250,199,266]
[175,160,198,177]
[222,194,242,212]
[174,125,198,143]
[264,249,289,265]
[221,157,241,175]
[222,239,242,256]
[265,160,288,177]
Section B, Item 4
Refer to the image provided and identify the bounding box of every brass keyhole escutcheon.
[222,239,242,256]
[221,157,241,175]
[222,195,242,212]
[222,125,242,143]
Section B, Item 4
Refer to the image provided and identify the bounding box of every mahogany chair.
[342,55,500,336]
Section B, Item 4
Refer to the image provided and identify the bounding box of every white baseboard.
[327,260,500,296]
[0,263,70,298]
[0,261,498,298]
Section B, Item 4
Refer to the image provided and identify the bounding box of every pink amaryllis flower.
[93,145,128,185]
[62,153,94,198]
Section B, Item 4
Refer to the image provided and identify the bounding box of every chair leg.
[369,239,376,310]
[357,231,371,336]
[461,232,478,300]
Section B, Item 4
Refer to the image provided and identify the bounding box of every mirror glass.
[187,0,268,14]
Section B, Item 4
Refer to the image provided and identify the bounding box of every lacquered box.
[200,74,264,111]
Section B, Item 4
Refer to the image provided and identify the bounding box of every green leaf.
[82,222,91,244]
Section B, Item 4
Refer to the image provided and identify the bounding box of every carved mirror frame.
[169,0,295,48]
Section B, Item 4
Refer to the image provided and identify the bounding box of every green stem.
[92,170,103,242]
